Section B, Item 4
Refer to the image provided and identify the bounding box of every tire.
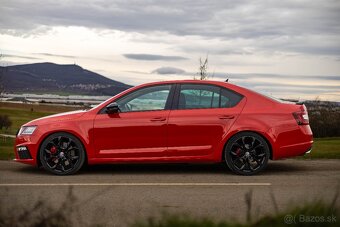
[224,132,270,175]
[39,132,85,175]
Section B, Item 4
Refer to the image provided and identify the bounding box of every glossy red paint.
[14,80,313,168]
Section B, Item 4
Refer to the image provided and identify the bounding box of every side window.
[116,85,171,112]
[179,84,220,109]
[178,84,243,109]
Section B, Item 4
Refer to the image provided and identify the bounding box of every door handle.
[150,117,166,122]
[219,115,235,120]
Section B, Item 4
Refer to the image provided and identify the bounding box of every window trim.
[172,83,244,110]
[99,84,176,114]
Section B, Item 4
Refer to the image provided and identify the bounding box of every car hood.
[24,110,87,126]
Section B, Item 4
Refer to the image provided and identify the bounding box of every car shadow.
[13,160,307,176]
[82,163,227,175]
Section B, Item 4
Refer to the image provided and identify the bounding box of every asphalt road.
[0,159,339,226]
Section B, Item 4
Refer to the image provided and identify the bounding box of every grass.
[0,102,80,160]
[0,137,14,160]
[0,187,338,227]
[0,102,339,160]
[0,108,57,135]
[132,191,339,227]
[132,202,339,227]
[0,102,80,135]
[309,137,340,159]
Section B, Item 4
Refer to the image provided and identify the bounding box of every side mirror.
[106,102,120,114]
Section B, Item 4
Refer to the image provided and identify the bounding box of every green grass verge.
[0,104,78,160]
[0,107,56,160]
[0,108,57,135]
[309,137,340,159]
[0,137,14,160]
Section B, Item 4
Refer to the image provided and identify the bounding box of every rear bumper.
[276,141,313,159]
[271,124,313,160]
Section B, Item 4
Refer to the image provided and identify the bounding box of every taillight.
[293,111,309,125]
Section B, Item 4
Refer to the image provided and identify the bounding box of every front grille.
[17,148,32,159]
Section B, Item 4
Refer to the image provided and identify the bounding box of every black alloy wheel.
[224,132,270,175]
[39,132,85,175]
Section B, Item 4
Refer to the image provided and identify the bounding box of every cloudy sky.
[1,0,340,101]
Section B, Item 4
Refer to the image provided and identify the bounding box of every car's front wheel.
[39,132,85,175]
[224,132,270,175]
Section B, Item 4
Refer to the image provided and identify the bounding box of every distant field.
[0,102,80,113]
[0,102,81,160]
[0,102,339,160]
[0,102,80,135]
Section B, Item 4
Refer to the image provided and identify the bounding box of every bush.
[305,100,340,137]
[0,114,12,130]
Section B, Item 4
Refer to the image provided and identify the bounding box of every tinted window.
[220,87,243,108]
[116,85,171,112]
[178,84,242,109]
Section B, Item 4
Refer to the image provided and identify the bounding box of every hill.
[0,62,131,96]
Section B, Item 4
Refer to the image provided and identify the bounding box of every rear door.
[167,83,245,157]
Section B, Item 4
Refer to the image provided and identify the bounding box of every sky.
[0,0,340,101]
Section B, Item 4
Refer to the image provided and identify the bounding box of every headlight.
[19,126,37,135]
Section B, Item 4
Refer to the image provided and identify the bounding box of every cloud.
[2,54,40,60]
[123,54,188,61]
[212,73,340,81]
[33,53,77,58]
[152,67,186,74]
[0,0,339,101]
[1,0,339,57]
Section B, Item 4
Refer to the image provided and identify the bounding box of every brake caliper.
[50,146,57,154]
[236,148,241,156]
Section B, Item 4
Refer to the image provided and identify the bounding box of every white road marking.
[0,182,271,186]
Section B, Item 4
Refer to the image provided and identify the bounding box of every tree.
[0,53,4,95]
[0,114,12,130]
[195,56,214,80]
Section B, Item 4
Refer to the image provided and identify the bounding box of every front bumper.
[14,135,39,166]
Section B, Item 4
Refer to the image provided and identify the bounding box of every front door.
[93,84,173,159]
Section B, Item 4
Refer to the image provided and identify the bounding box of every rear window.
[178,84,243,109]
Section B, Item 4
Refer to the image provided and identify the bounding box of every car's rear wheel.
[39,132,85,175]
[224,132,270,175]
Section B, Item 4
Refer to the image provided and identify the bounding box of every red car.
[14,80,313,175]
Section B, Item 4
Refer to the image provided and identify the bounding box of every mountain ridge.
[0,62,132,96]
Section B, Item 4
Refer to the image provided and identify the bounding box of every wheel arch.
[221,130,273,161]
[36,130,88,167]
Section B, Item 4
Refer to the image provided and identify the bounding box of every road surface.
[0,159,339,226]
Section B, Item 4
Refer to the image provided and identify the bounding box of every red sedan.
[14,80,313,175]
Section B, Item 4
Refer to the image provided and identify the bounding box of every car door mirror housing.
[106,102,120,114]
